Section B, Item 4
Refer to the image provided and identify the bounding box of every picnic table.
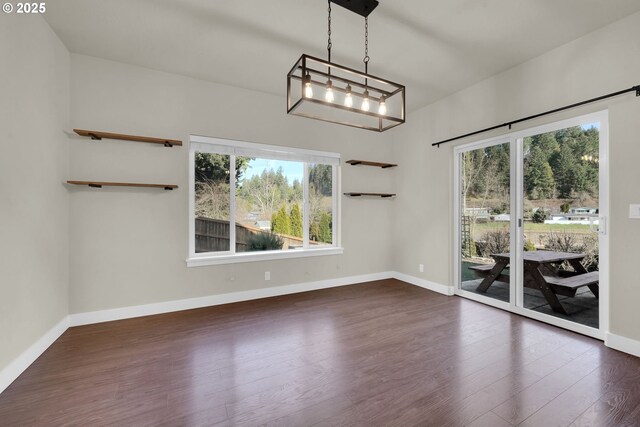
[469,251,599,315]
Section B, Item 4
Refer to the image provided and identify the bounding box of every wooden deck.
[0,280,638,426]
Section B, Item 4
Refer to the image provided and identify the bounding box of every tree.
[195,181,230,220]
[271,204,291,235]
[461,144,510,212]
[194,154,251,221]
[309,164,332,196]
[290,203,303,238]
[529,132,559,156]
[194,153,250,183]
[524,146,555,199]
[310,211,332,243]
[550,145,578,198]
[318,212,332,243]
[532,209,548,224]
[290,179,303,203]
[239,168,287,220]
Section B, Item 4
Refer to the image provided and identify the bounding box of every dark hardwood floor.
[1,279,639,426]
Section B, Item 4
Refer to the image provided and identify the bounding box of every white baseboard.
[69,271,395,326]
[0,315,70,394]
[605,332,640,358]
[392,271,454,296]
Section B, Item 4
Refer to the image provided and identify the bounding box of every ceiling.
[44,0,640,112]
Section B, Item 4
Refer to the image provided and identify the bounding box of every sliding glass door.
[456,139,514,309]
[517,119,605,332]
[455,112,608,338]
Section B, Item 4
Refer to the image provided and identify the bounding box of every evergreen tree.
[271,204,291,236]
[524,146,555,199]
[290,203,303,238]
[309,164,332,196]
[290,179,303,203]
[318,212,332,243]
[551,145,578,198]
[531,132,559,156]
[194,153,250,183]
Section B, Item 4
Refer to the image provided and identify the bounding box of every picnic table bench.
[469,251,599,315]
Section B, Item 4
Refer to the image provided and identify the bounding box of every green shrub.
[247,232,284,251]
[532,209,548,223]
[524,239,536,252]
[560,202,571,213]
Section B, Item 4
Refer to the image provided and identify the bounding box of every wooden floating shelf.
[67,181,178,190]
[345,160,397,168]
[344,192,396,198]
[74,129,182,147]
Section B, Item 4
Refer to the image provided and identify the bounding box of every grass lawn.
[473,221,591,234]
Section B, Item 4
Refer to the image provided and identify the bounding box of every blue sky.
[581,122,600,130]
[242,158,304,184]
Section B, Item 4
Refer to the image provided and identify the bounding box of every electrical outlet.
[630,204,640,219]
[265,271,271,281]
[419,264,424,273]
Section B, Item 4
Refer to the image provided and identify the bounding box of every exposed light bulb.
[325,80,334,103]
[344,85,353,108]
[378,95,387,115]
[304,74,313,98]
[361,90,370,112]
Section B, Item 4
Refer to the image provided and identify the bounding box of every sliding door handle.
[598,216,607,235]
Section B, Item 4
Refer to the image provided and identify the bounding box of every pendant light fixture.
[287,0,405,132]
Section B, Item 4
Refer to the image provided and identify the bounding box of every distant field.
[473,221,591,235]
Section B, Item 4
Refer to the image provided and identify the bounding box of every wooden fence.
[195,217,318,253]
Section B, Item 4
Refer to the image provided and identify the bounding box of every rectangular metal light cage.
[287,54,405,132]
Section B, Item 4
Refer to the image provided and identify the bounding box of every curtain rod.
[432,85,640,147]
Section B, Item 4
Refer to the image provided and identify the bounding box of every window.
[188,136,341,266]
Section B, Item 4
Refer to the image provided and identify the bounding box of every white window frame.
[187,135,343,267]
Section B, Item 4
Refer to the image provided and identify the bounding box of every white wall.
[68,55,396,313]
[0,17,70,370]
[393,12,640,341]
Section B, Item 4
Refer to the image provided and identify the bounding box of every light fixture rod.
[295,66,393,97]
[327,0,332,64]
[297,54,403,88]
[301,54,404,88]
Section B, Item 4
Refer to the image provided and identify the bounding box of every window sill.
[186,247,344,267]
